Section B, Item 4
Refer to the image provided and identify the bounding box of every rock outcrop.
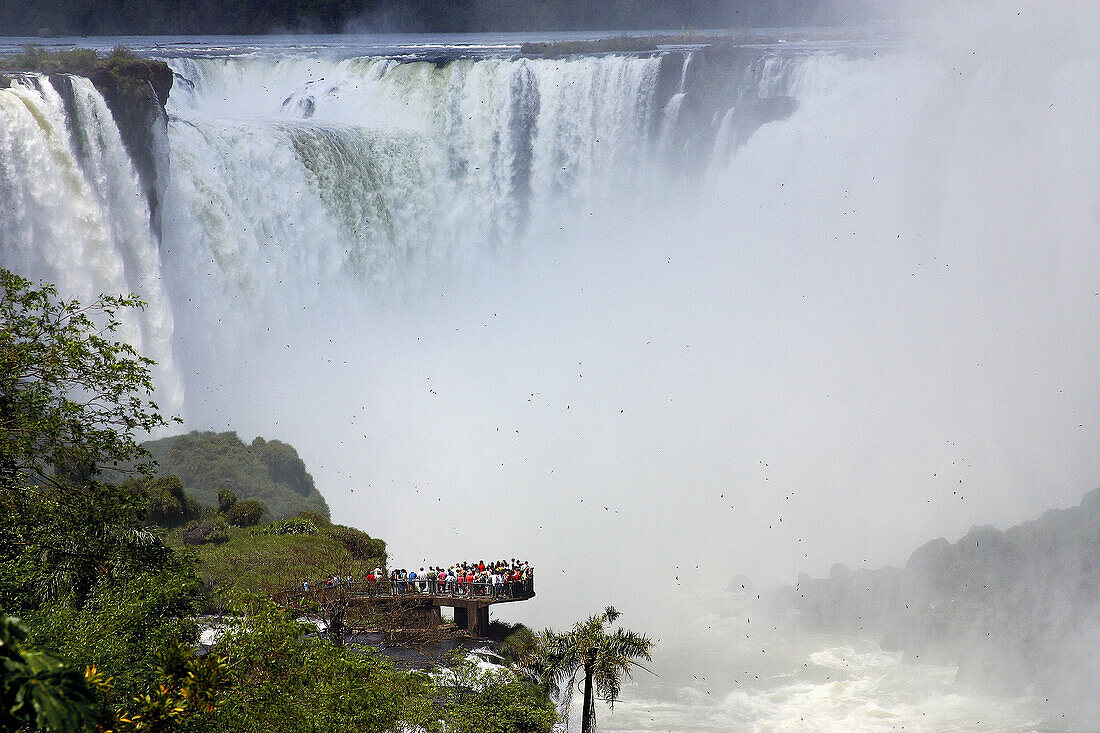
[83,57,173,233]
[771,488,1100,712]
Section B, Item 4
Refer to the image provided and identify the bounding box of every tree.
[522,606,653,733]
[0,614,96,733]
[208,598,431,732]
[216,488,237,513]
[224,498,267,527]
[0,268,179,610]
[27,569,204,714]
[0,268,175,487]
[129,474,203,528]
[436,655,557,733]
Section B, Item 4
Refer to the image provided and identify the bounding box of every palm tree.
[522,606,654,733]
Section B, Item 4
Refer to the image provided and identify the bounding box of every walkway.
[275,576,535,637]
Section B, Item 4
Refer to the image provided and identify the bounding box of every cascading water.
[161,54,667,321]
[155,48,819,363]
[1,44,807,418]
[0,73,180,414]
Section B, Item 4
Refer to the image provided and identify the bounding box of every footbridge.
[273,577,535,638]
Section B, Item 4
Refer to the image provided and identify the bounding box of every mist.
[148,4,1100,646]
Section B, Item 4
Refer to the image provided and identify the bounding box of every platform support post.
[472,604,490,638]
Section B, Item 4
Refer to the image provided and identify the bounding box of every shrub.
[206,518,230,544]
[324,525,385,562]
[254,518,318,536]
[142,475,203,528]
[1,43,98,72]
[226,499,268,528]
[295,510,330,527]
[217,487,238,513]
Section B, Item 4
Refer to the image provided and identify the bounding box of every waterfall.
[0,73,181,416]
[3,43,1097,697]
[159,53,668,332]
[0,48,851,414]
[3,46,996,424]
[657,92,686,156]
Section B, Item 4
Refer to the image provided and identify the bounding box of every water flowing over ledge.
[0,72,181,414]
[2,43,817,344]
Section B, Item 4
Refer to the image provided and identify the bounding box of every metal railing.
[300,576,535,601]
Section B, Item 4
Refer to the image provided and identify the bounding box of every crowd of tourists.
[300,559,534,599]
[375,559,534,599]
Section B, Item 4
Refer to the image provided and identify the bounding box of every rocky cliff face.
[84,58,173,233]
[771,489,1100,711]
[652,45,799,174]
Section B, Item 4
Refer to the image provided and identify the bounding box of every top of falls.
[0,29,894,64]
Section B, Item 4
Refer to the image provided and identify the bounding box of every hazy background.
[153,3,1100,637]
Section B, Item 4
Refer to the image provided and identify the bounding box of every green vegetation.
[0,44,172,107]
[0,266,210,730]
[0,44,100,74]
[122,474,204,528]
[202,600,557,733]
[519,606,653,733]
[0,268,179,612]
[177,514,385,601]
[0,268,173,491]
[142,430,330,521]
[0,266,571,731]
[0,615,97,733]
[437,655,558,733]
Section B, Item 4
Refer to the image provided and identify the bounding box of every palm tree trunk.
[581,663,596,733]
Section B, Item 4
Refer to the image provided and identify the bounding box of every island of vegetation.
[139,430,331,522]
[0,265,654,733]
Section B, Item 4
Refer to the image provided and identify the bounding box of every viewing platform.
[275,577,535,638]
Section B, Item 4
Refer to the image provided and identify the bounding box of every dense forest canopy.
[1,0,890,36]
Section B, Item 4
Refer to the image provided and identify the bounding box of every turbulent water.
[0,71,180,406]
[2,13,1099,730]
[161,51,663,321]
[597,592,1071,733]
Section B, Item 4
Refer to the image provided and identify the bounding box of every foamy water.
[595,593,1069,732]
